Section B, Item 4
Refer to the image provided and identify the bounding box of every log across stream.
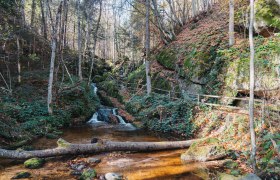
[0,124,225,179]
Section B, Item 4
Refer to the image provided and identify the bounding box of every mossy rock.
[156,48,177,70]
[230,169,241,176]
[79,168,96,180]
[24,158,45,169]
[12,171,31,179]
[218,173,242,180]
[181,138,227,163]
[255,0,280,30]
[57,138,71,148]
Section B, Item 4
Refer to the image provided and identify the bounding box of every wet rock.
[70,171,82,176]
[218,173,241,180]
[218,173,261,180]
[91,138,99,143]
[24,158,45,169]
[79,168,96,180]
[12,172,31,179]
[181,138,227,163]
[87,158,101,164]
[77,164,86,171]
[70,163,86,171]
[240,173,261,180]
[105,173,123,180]
[97,109,113,123]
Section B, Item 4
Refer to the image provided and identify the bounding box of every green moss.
[152,73,171,91]
[79,168,96,180]
[156,48,177,70]
[99,80,123,103]
[57,138,71,148]
[256,0,280,29]
[24,158,45,169]
[127,65,146,85]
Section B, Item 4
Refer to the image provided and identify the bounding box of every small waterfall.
[91,83,98,95]
[87,83,135,129]
[113,108,127,124]
[88,112,101,124]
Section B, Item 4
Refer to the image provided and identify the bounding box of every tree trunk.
[31,0,36,27]
[0,138,201,159]
[249,0,257,172]
[229,0,235,47]
[16,37,21,83]
[20,0,26,26]
[88,0,102,85]
[47,1,63,115]
[77,0,82,81]
[40,0,48,39]
[145,0,152,95]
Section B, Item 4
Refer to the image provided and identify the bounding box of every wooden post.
[261,99,265,125]
[197,94,200,104]
[169,91,171,99]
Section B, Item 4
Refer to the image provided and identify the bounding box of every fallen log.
[0,138,202,159]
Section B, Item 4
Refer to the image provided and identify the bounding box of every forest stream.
[0,122,211,180]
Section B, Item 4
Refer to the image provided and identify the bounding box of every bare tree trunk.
[145,0,152,95]
[0,138,201,159]
[88,0,102,85]
[166,0,183,27]
[192,0,197,17]
[31,0,36,27]
[229,0,235,47]
[40,0,48,39]
[77,0,82,81]
[249,0,257,172]
[47,1,63,115]
[151,0,173,45]
[20,0,26,26]
[16,37,21,83]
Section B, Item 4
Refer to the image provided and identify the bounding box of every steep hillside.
[125,3,280,178]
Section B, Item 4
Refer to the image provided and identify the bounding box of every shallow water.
[0,124,210,180]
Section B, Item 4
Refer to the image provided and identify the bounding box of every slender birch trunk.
[47,1,63,115]
[249,0,257,172]
[229,0,235,46]
[145,0,152,95]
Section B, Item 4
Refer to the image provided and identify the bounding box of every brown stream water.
[0,124,211,180]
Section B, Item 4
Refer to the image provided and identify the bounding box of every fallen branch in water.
[0,138,203,159]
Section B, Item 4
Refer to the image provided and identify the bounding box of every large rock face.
[255,0,280,36]
[221,36,280,100]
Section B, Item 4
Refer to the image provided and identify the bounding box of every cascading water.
[88,112,101,124]
[91,83,98,95]
[113,108,127,124]
[87,83,135,130]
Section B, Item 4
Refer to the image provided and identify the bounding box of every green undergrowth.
[0,80,100,147]
[126,93,195,138]
[99,80,123,103]
[220,35,280,98]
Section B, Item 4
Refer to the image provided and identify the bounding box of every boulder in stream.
[12,171,31,179]
[181,138,227,163]
[105,172,123,180]
[87,157,101,164]
[24,158,45,169]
